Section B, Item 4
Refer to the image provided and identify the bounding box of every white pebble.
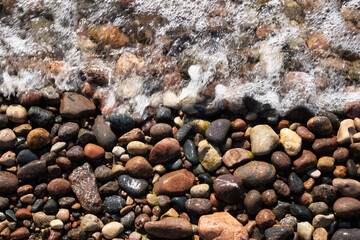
[50,219,64,230]
[297,221,314,240]
[112,146,125,157]
[50,142,67,152]
[307,169,321,178]
[102,222,124,239]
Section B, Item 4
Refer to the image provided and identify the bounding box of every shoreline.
[0,89,360,239]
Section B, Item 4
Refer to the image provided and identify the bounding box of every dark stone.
[331,229,360,240]
[92,115,117,151]
[31,199,44,212]
[185,198,212,215]
[0,197,9,210]
[58,197,76,208]
[311,184,337,204]
[5,209,16,222]
[307,116,333,136]
[43,198,58,215]
[58,122,80,141]
[121,211,135,228]
[288,172,304,194]
[104,195,126,213]
[171,197,188,211]
[94,165,114,183]
[165,158,183,171]
[265,225,294,240]
[118,175,149,197]
[59,92,96,119]
[0,171,18,193]
[213,174,244,204]
[286,105,314,123]
[77,128,96,146]
[271,151,291,173]
[149,138,181,164]
[273,180,291,198]
[289,204,312,220]
[205,118,231,144]
[150,123,173,141]
[182,104,220,117]
[34,183,48,198]
[17,160,46,180]
[99,181,119,196]
[108,112,134,131]
[312,137,338,155]
[28,106,55,127]
[183,139,198,165]
[155,106,172,123]
[174,124,191,143]
[347,159,357,178]
[244,190,262,215]
[66,146,85,162]
[272,201,291,220]
[40,86,60,106]
[0,115,8,129]
[17,149,38,165]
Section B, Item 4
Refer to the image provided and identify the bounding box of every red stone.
[125,156,153,179]
[84,143,105,160]
[10,227,30,240]
[15,209,32,220]
[149,138,181,164]
[255,209,276,229]
[47,178,71,197]
[154,169,195,196]
[293,150,317,174]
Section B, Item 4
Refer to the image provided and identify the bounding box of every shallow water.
[0,0,359,115]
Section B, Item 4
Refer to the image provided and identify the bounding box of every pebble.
[50,219,64,230]
[40,86,60,106]
[13,124,32,136]
[58,122,79,141]
[311,184,337,204]
[234,161,276,187]
[6,104,27,124]
[150,123,173,141]
[27,128,52,150]
[102,222,124,239]
[288,172,304,194]
[205,118,231,144]
[145,217,192,239]
[279,128,302,156]
[112,146,125,157]
[84,143,105,160]
[198,212,248,240]
[271,151,292,173]
[333,178,360,197]
[183,139,199,165]
[125,156,152,178]
[317,156,335,173]
[77,128,96,146]
[93,115,117,150]
[149,138,181,164]
[17,149,38,165]
[10,227,30,240]
[0,151,16,167]
[33,212,56,228]
[80,214,103,231]
[118,175,149,197]
[262,189,277,207]
[296,126,315,142]
[47,178,71,197]
[293,150,317,174]
[331,228,360,240]
[28,106,55,127]
[17,160,46,180]
[337,119,356,144]
[127,141,148,155]
[244,190,263,215]
[312,136,338,155]
[280,216,297,229]
[307,169,321,178]
[56,209,70,222]
[94,165,114,182]
[50,141,66,152]
[69,162,102,214]
[250,124,279,155]
[108,112,134,131]
[333,197,360,218]
[43,198,58,215]
[309,202,328,215]
[185,198,212,215]
[197,139,222,172]
[290,204,312,220]
[0,128,17,150]
[297,221,314,240]
[118,128,145,146]
[104,195,126,213]
[154,169,195,196]
[307,116,333,136]
[264,225,294,240]
[213,174,244,204]
[313,227,328,240]
[174,124,191,143]
[312,214,334,228]
[121,211,135,228]
[59,92,96,119]
[222,148,254,168]
[190,184,210,198]
[333,147,349,164]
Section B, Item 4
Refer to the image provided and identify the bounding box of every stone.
[10,227,30,240]
[262,189,277,207]
[345,100,360,119]
[154,169,195,196]
[118,128,144,146]
[333,197,360,218]
[333,178,360,197]
[205,118,231,144]
[40,86,60,106]
[174,124,191,143]
[112,146,125,157]
[185,198,212,215]
[337,119,356,145]
[43,198,58,215]
[17,149,38,165]
[264,225,294,240]
[77,128,96,146]
[13,124,32,136]
[118,175,149,197]
[149,138,180,164]
[15,209,32,220]
[244,190,263,215]
[80,214,103,231]
[307,116,332,136]
[309,202,328,215]
[331,229,360,240]
[297,221,314,240]
[101,221,124,239]
[92,115,117,150]
[255,209,276,229]
[94,165,114,182]
[17,89,42,106]
[0,171,18,194]
[69,163,102,214]
[50,219,64,230]
[50,142,66,152]
[273,180,291,198]
[33,212,56,228]
[108,112,134,131]
[279,128,302,156]
[288,172,304,194]
[47,178,71,197]
[313,227,328,240]
[125,156,152,179]
[234,161,276,187]
[6,104,27,123]
[27,106,55,127]
[312,214,334,228]
[150,123,173,141]
[198,212,248,240]
[190,184,210,198]
[145,217,192,239]
[126,141,148,155]
[99,181,119,196]
[59,92,96,119]
[312,137,338,155]
[250,124,279,156]
[67,227,86,240]
[56,209,69,222]
[89,23,129,48]
[183,139,198,165]
[289,204,312,220]
[27,128,51,150]
[0,151,16,167]
[84,143,105,160]
[58,122,79,141]
[0,128,17,150]
[198,139,222,172]
[222,148,254,168]
[213,174,244,204]
[103,195,126,213]
[296,126,315,142]
[293,150,317,174]
[317,156,335,173]
[17,160,46,180]
[311,184,337,204]
[271,151,292,173]
[350,142,360,158]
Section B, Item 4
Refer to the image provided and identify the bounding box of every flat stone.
[185,198,212,215]
[149,138,181,164]
[69,162,102,214]
[234,161,276,187]
[337,119,356,145]
[50,142,66,153]
[333,197,360,218]
[198,212,248,240]
[118,175,149,197]
[222,148,254,168]
[27,128,51,150]
[333,178,360,197]
[331,229,360,240]
[0,171,18,193]
[145,217,192,239]
[0,128,17,150]
[92,115,117,150]
[118,128,144,146]
[154,169,195,196]
[250,125,279,156]
[198,139,222,172]
[213,174,244,204]
[17,160,46,180]
[205,118,231,144]
[279,128,302,156]
[60,92,96,119]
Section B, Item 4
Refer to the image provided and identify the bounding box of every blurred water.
[0,0,359,115]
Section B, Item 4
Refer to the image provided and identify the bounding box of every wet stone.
[125,156,153,179]
[244,189,263,215]
[311,184,337,204]
[250,125,280,156]
[272,201,291,220]
[118,175,149,197]
[154,169,195,196]
[144,217,192,240]
[118,128,145,146]
[296,126,315,142]
[185,198,212,215]
[93,115,117,151]
[271,151,292,173]
[0,151,16,167]
[108,112,134,131]
[222,148,254,168]
[17,89,42,106]
[27,128,52,150]
[183,139,199,165]
[205,118,231,144]
[104,195,126,213]
[58,122,79,141]
[150,123,173,141]
[288,172,304,194]
[0,128,17,150]
[69,162,102,214]
[59,92,96,119]
[333,197,360,219]
[155,106,172,123]
[149,138,180,164]
[264,225,294,240]
[17,149,38,165]
[309,202,328,215]
[40,86,60,106]
[293,150,317,174]
[312,137,338,155]
[77,128,96,146]
[17,160,46,180]
[307,116,333,136]
[43,198,58,215]
[234,161,276,187]
[6,104,27,124]
[289,204,312,220]
[331,228,360,240]
[47,178,71,197]
[198,139,222,172]
[213,174,244,204]
[255,209,276,229]
[174,124,191,143]
[28,106,55,127]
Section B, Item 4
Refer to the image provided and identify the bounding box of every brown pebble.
[56,157,72,171]
[333,147,349,164]
[10,227,30,240]
[313,227,327,240]
[299,192,313,206]
[333,165,347,178]
[312,136,338,155]
[271,151,291,173]
[262,189,277,207]
[15,209,32,219]
[304,178,316,191]
[296,126,315,142]
[237,214,249,225]
[255,209,276,229]
[231,119,247,131]
[17,185,33,196]
[293,150,317,174]
[277,120,290,132]
[273,180,291,198]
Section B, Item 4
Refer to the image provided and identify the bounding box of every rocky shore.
[1,89,360,240]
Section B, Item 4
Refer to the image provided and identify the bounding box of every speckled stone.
[333,197,360,219]
[69,162,102,214]
[0,171,18,193]
[205,118,231,144]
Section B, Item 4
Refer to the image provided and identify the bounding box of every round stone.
[308,202,328,215]
[293,150,317,174]
[104,195,126,213]
[80,214,103,231]
[27,128,52,150]
[234,161,276,187]
[185,198,212,215]
[205,118,231,144]
[213,174,244,204]
[271,151,292,173]
[94,165,114,182]
[102,222,124,239]
[250,125,279,156]
[126,141,148,155]
[50,219,64,230]
[307,116,332,136]
[125,156,153,179]
[262,189,277,207]
[0,128,17,150]
[6,104,27,123]
[333,197,360,219]
[47,178,71,197]
[27,106,55,127]
[279,128,302,156]
[118,175,149,197]
[154,169,195,196]
[255,209,276,229]
[190,184,210,198]
[84,143,105,160]
[58,122,80,141]
[0,172,18,193]
[244,190,263,215]
[149,138,181,164]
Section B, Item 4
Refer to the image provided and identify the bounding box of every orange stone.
[84,143,105,160]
